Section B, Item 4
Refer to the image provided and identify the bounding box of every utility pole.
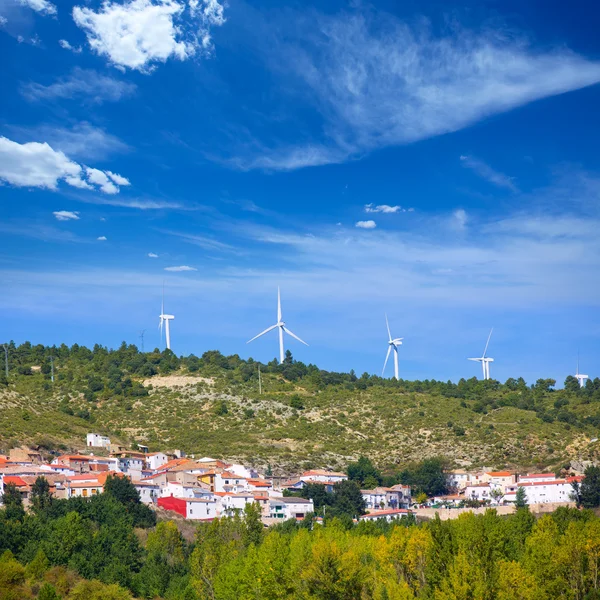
[50,356,55,383]
[139,329,146,353]
[2,344,8,379]
[258,365,262,395]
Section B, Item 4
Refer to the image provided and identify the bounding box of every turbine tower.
[247,287,308,364]
[382,314,403,380]
[468,328,494,380]
[159,284,175,351]
[575,356,589,388]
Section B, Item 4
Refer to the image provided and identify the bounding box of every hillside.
[1,342,599,474]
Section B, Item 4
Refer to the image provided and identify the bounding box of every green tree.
[38,583,61,600]
[242,502,264,547]
[581,466,600,508]
[515,486,528,509]
[1,483,25,521]
[30,476,53,515]
[347,456,382,486]
[331,480,366,518]
[564,375,581,393]
[103,475,156,527]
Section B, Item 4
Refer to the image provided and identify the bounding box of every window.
[82,489,88,497]
[91,489,97,495]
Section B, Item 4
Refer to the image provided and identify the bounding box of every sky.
[1,0,599,385]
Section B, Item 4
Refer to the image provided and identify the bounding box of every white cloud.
[0,135,130,194]
[148,252,159,258]
[18,0,56,15]
[355,220,377,229]
[53,210,80,221]
[164,265,197,271]
[453,209,468,230]
[97,236,107,241]
[364,204,408,214]
[235,12,600,170]
[0,16,7,26]
[72,0,225,72]
[21,68,136,104]
[106,170,130,186]
[85,167,119,194]
[460,155,518,192]
[58,39,82,53]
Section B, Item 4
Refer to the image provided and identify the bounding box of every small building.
[359,509,412,522]
[158,496,216,520]
[279,497,314,519]
[482,471,515,490]
[135,481,161,504]
[86,433,111,449]
[361,488,388,510]
[146,452,169,471]
[514,476,582,505]
[446,470,471,490]
[300,470,348,484]
[9,447,43,465]
[465,483,491,501]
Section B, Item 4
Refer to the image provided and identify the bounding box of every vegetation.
[1,341,600,473]
[4,479,600,599]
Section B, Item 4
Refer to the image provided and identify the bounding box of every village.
[0,432,587,525]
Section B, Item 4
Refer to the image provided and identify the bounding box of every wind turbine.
[575,355,589,388]
[247,287,308,364]
[382,314,403,380]
[468,328,494,380]
[159,284,175,351]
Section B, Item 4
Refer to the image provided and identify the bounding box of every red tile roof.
[4,476,27,486]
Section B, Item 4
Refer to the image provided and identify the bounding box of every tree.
[564,375,581,393]
[331,480,366,518]
[347,456,381,486]
[399,458,449,497]
[1,483,25,521]
[104,474,156,527]
[515,486,528,509]
[301,483,332,510]
[581,466,600,508]
[490,488,505,504]
[30,476,53,515]
[38,583,61,600]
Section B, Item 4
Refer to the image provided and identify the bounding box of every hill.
[1,342,599,474]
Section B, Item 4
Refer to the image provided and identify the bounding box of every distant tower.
[575,355,589,388]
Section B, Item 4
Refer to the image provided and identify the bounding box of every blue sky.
[1,0,599,384]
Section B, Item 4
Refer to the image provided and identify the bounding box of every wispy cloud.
[53,210,80,221]
[164,265,197,272]
[365,204,413,214]
[8,122,129,162]
[230,10,600,170]
[460,155,518,192]
[161,229,238,252]
[21,68,136,104]
[58,39,82,53]
[97,236,107,241]
[18,0,56,15]
[148,252,159,258]
[452,209,468,230]
[72,195,186,210]
[355,220,376,229]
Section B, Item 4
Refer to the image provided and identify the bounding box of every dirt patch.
[143,375,214,388]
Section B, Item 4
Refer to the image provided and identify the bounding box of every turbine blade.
[467,358,482,362]
[282,326,308,346]
[385,313,392,342]
[482,327,493,358]
[382,345,392,376]
[277,287,282,322]
[247,324,278,344]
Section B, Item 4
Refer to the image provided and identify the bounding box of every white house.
[146,452,169,471]
[359,509,412,522]
[518,473,556,484]
[162,481,213,500]
[300,470,347,483]
[447,470,471,490]
[465,483,492,501]
[185,498,217,520]
[279,497,314,519]
[361,488,388,510]
[220,492,260,516]
[514,476,582,505]
[482,471,515,490]
[215,471,248,494]
[135,481,161,504]
[86,433,110,449]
